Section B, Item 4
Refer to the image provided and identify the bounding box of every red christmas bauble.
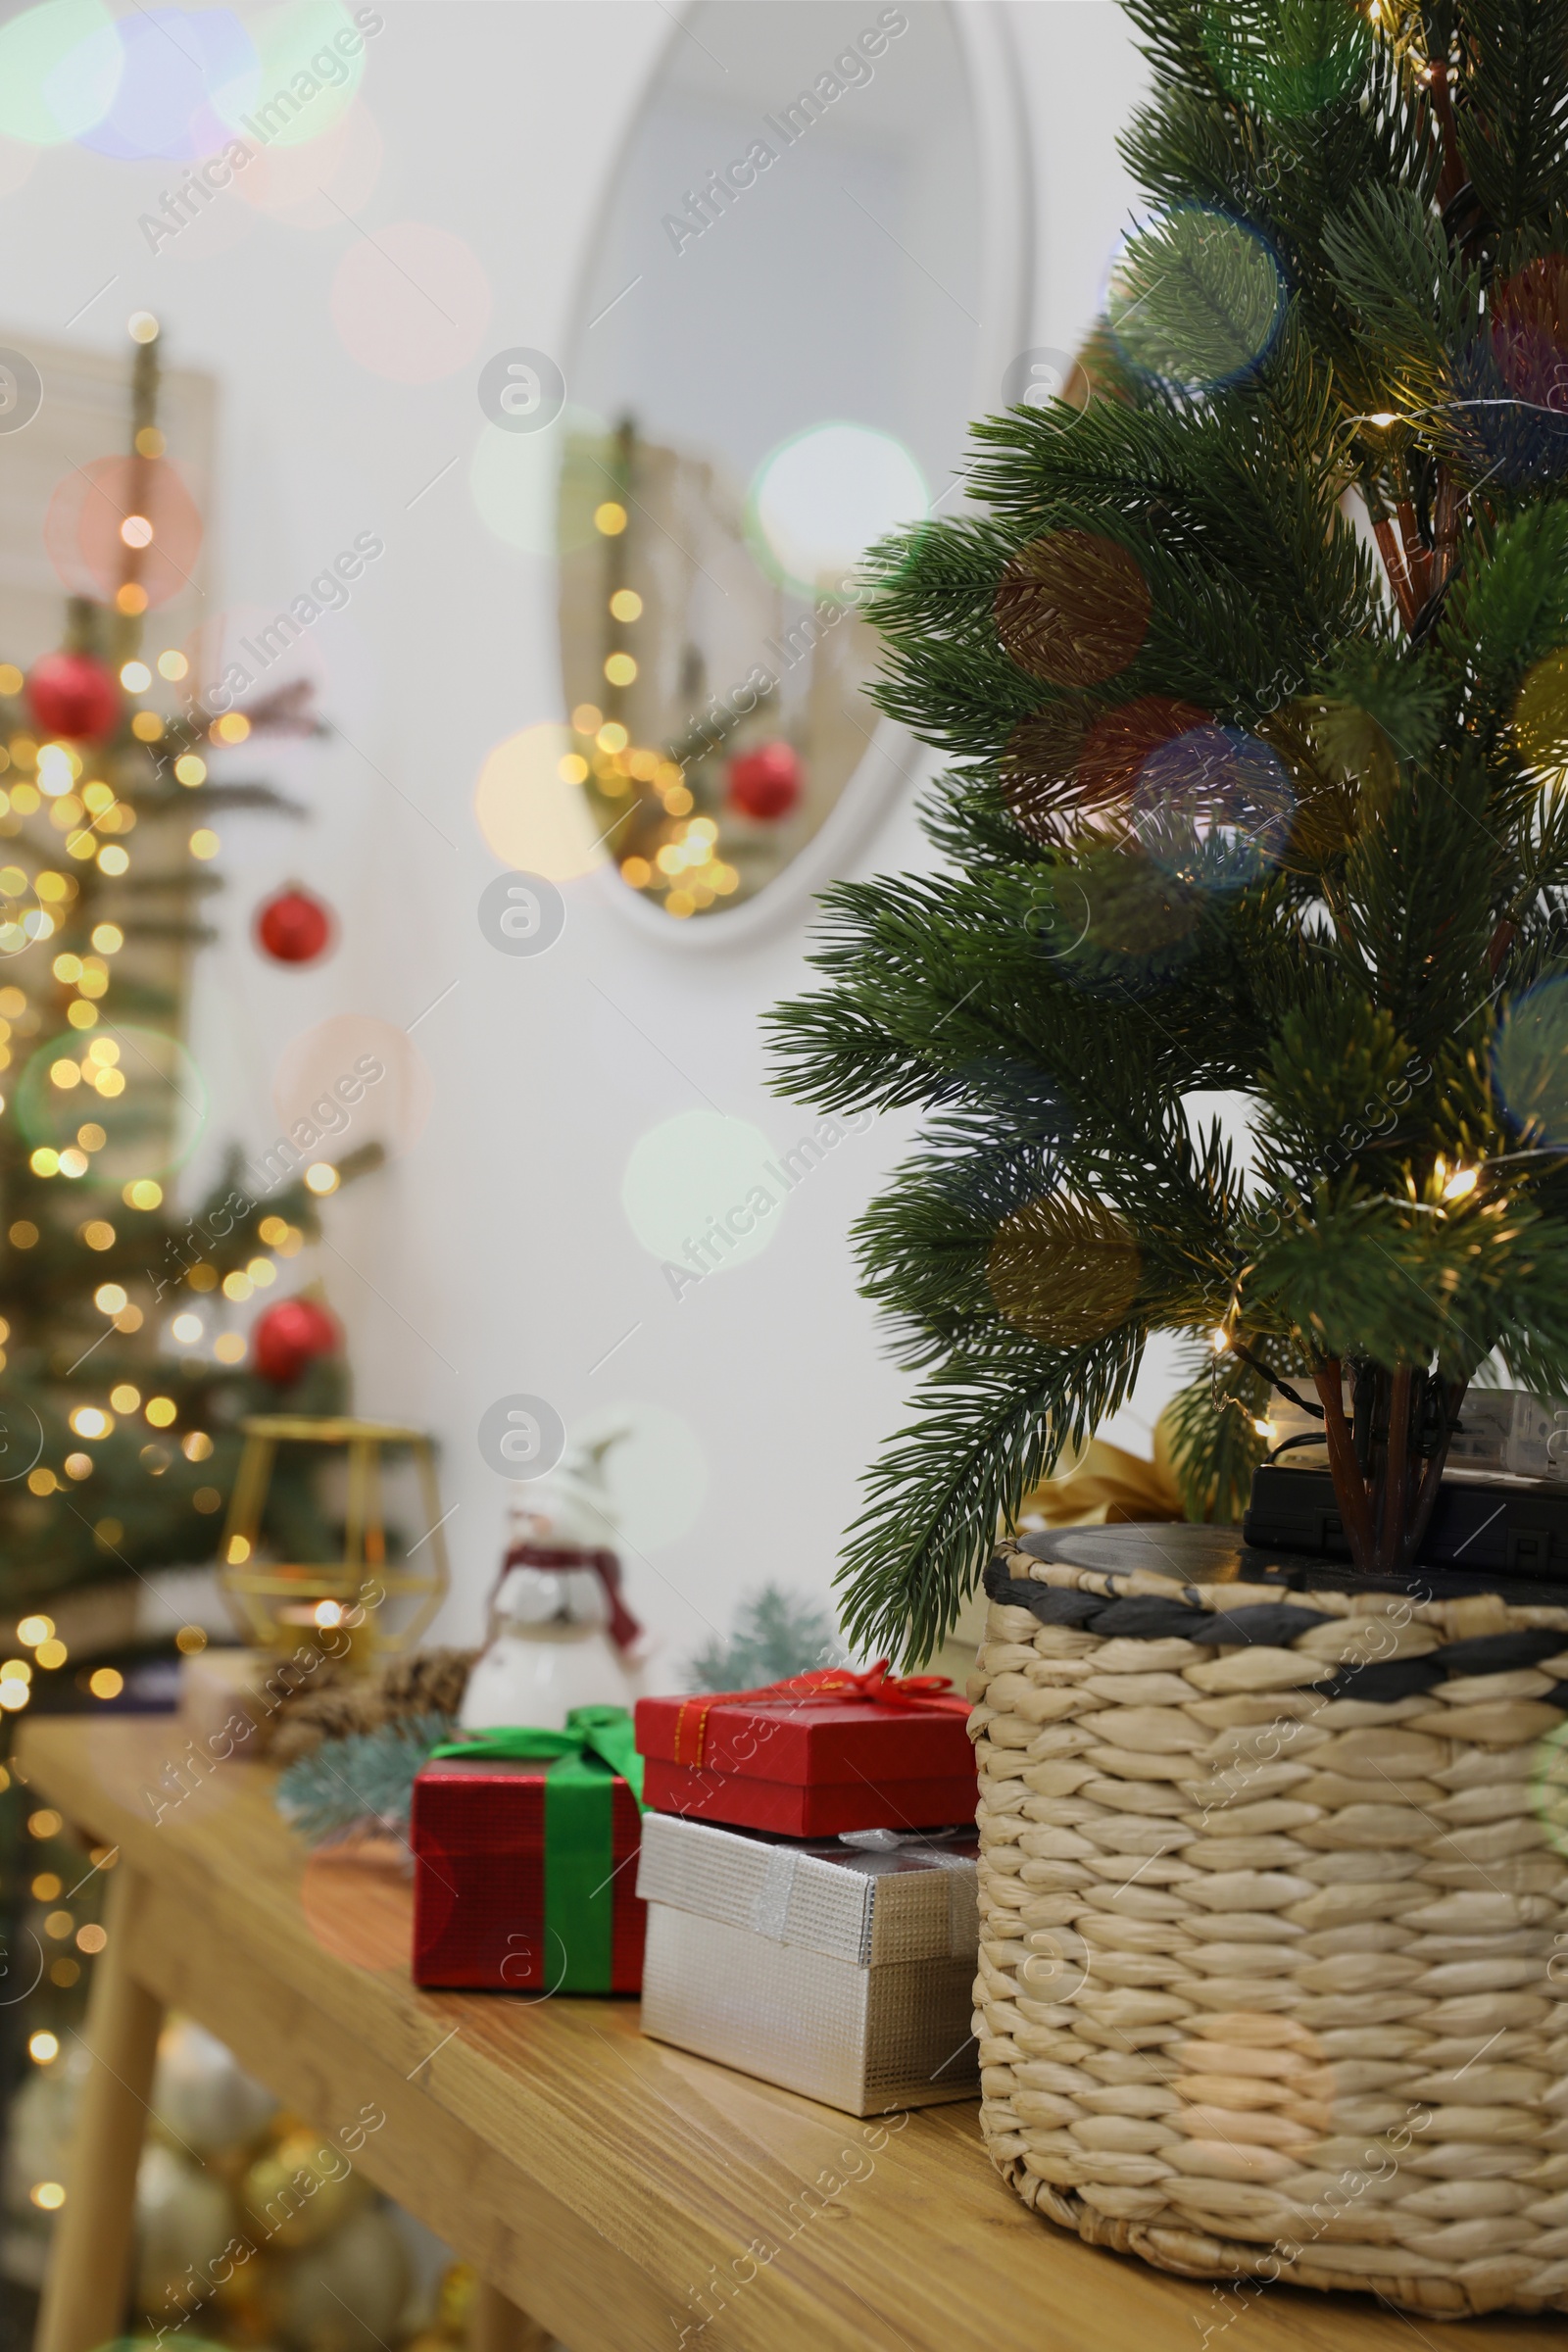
[254,883,335,965]
[726,740,802,822]
[253,1296,339,1387]
[25,649,119,741]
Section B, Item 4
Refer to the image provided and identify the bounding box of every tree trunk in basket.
[1312,1357,1468,1575]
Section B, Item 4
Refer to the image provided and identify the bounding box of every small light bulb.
[1368,412,1397,428]
[1443,1164,1479,1201]
[1210,1328,1230,1352]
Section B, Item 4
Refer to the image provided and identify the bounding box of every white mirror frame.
[560,0,1036,953]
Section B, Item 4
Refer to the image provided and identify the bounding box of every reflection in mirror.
[560,0,981,924]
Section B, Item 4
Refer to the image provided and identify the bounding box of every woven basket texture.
[972,1536,1568,2317]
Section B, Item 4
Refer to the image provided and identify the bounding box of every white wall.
[0,0,1153,1668]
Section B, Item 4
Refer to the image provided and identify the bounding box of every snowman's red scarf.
[496,1541,643,1654]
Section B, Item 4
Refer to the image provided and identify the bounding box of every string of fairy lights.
[569,496,743,920]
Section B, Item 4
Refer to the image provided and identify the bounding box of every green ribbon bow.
[429,1706,644,1993]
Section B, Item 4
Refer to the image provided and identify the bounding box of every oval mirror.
[557,0,1029,942]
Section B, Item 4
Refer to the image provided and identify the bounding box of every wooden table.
[16,1718,1564,2352]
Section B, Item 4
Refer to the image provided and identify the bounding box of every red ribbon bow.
[670,1659,970,1769]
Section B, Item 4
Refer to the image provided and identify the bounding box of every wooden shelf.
[16,1717,1560,2352]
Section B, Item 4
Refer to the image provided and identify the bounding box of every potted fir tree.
[774,0,1568,1651]
[773,10,1568,2310]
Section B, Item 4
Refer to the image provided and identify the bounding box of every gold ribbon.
[1014,1409,1185,1532]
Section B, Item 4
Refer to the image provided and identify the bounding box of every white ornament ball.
[135,2140,234,2314]
[274,2205,411,2352]
[152,2018,277,2155]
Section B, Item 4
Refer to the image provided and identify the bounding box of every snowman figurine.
[459,1433,646,1733]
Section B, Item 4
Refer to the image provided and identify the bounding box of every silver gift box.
[636,1811,980,2116]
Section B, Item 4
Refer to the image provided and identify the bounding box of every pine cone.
[378,1646,474,1721]
[264,1645,474,1766]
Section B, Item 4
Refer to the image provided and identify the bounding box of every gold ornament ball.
[239,2126,369,2251]
[399,2259,477,2352]
[212,2255,276,2331]
[436,2259,476,2333]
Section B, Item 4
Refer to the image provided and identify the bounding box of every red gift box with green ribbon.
[410,1707,646,1993]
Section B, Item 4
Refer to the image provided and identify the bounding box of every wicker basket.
[971,1525,1568,2317]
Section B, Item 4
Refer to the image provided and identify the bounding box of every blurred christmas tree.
[685,1584,843,1691]
[0,318,360,1619]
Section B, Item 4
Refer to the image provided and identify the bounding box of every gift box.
[410,1708,645,1992]
[637,1811,980,2115]
[634,1663,976,1836]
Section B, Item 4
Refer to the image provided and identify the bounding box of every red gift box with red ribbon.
[633,1662,977,1836]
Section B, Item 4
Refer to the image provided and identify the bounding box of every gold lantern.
[219,1415,449,1662]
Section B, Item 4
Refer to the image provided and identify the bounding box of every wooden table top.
[16,1716,1564,2352]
